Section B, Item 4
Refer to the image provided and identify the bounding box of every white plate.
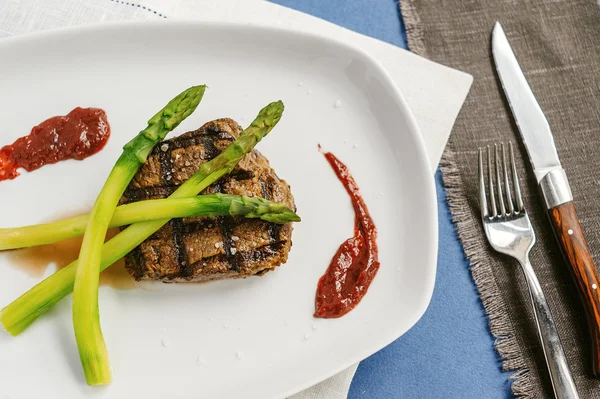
[0,21,437,399]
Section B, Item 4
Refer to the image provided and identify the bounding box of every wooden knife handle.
[549,201,600,377]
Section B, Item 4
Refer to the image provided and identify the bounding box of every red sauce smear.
[314,151,380,318]
[0,107,110,182]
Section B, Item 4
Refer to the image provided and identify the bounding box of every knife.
[492,22,600,378]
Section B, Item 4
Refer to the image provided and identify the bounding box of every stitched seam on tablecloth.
[109,0,167,18]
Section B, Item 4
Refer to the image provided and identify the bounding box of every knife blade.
[492,23,561,183]
[492,21,600,380]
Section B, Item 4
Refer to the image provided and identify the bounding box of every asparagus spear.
[0,194,300,250]
[73,85,206,385]
[0,101,284,341]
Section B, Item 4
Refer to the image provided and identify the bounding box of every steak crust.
[121,118,295,283]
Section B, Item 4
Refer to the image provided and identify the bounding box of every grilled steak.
[121,118,295,283]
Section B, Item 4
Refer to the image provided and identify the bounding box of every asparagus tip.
[252,100,284,130]
[148,85,207,127]
[260,208,301,224]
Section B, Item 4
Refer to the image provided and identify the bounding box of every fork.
[479,143,579,399]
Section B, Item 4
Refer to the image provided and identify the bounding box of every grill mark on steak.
[268,224,282,245]
[212,180,241,272]
[121,118,295,283]
[129,245,146,281]
[203,133,221,160]
[172,219,192,277]
[159,142,192,276]
[262,177,282,245]
[162,128,232,152]
[261,179,279,244]
[220,216,239,271]
[229,169,255,181]
[123,186,178,203]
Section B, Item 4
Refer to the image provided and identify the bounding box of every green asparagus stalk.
[73,85,206,385]
[0,101,284,343]
[0,194,299,250]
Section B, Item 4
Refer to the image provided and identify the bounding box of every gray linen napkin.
[400,0,600,396]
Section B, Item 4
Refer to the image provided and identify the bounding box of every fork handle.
[520,257,580,399]
[549,201,600,378]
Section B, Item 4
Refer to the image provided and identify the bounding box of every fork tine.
[495,144,506,217]
[502,143,515,215]
[478,148,488,217]
[509,142,524,212]
[487,146,498,217]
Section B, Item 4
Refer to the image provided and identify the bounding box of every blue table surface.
[268,0,513,397]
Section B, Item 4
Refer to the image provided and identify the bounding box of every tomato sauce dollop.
[314,151,380,319]
[0,107,110,182]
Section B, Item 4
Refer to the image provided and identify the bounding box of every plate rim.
[0,19,439,398]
